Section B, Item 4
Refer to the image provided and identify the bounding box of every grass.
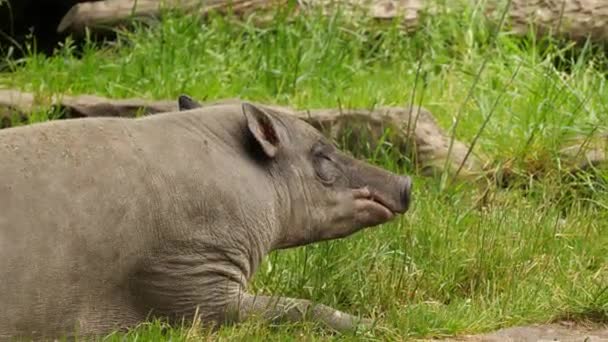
[1,2,607,340]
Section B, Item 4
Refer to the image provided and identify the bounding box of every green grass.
[1,3,607,341]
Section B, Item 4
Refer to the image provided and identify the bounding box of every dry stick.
[132,0,140,17]
[555,0,567,37]
[440,0,512,191]
[0,27,20,49]
[450,61,522,185]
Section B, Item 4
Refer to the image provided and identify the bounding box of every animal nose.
[400,176,412,213]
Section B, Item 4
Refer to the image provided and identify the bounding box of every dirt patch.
[428,321,608,342]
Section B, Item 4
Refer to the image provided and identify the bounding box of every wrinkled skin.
[0,96,411,340]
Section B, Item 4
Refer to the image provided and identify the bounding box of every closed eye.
[314,153,342,185]
[321,154,333,162]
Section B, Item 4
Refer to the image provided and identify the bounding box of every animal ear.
[241,102,281,158]
[178,94,201,110]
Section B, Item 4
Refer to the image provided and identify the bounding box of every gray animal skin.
[0,98,412,340]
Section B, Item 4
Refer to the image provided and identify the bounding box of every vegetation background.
[1,2,606,340]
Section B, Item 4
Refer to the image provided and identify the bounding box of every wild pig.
[0,97,411,339]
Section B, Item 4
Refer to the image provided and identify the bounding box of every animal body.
[0,96,412,340]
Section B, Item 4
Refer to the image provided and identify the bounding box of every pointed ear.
[242,102,281,158]
[178,94,201,110]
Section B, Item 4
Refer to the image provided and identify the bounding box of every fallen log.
[0,89,486,182]
[483,0,608,44]
[55,0,608,45]
[3,0,608,59]
[3,89,605,184]
[56,0,282,35]
[559,132,608,172]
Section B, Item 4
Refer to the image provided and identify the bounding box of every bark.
[55,0,608,44]
[3,0,608,58]
[558,132,608,172]
[56,0,282,35]
[483,0,608,44]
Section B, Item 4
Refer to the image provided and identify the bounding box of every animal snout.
[398,176,412,213]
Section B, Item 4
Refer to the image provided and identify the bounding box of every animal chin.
[365,199,394,220]
[353,191,395,223]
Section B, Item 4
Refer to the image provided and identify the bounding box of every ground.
[0,4,606,341]
[443,321,608,341]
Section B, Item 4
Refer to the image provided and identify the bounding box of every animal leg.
[227,292,374,333]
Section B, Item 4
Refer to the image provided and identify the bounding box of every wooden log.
[0,89,486,181]
[483,0,608,44]
[56,0,608,44]
[4,0,608,57]
[558,132,608,172]
[2,89,606,184]
[57,0,285,35]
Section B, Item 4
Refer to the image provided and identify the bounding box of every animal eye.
[314,154,340,185]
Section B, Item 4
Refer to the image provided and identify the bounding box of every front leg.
[227,292,375,333]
